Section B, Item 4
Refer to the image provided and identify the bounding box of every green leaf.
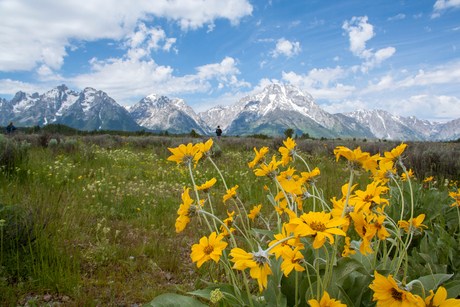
[188,284,244,306]
[264,280,279,307]
[145,293,208,307]
[410,274,454,297]
[336,285,355,307]
[250,228,276,240]
[328,257,369,298]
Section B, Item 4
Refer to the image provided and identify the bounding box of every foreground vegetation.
[1,133,460,306]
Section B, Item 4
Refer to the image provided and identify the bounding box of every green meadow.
[1,134,460,306]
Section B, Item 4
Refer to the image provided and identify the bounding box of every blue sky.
[1,0,460,122]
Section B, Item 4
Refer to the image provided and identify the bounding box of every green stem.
[199,210,238,248]
[391,176,405,222]
[295,270,299,307]
[208,157,229,191]
[399,163,415,283]
[316,249,321,299]
[207,194,218,232]
[295,153,311,173]
[326,170,354,292]
[188,162,213,233]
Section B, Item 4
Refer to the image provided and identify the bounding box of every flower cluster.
[165,138,460,307]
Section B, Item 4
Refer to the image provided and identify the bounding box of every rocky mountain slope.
[0,85,141,131]
[128,94,207,134]
[2,83,459,140]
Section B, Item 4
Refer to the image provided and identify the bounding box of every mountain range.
[1,84,459,141]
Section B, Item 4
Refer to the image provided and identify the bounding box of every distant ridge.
[2,84,460,140]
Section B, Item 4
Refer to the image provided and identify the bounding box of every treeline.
[0,124,179,137]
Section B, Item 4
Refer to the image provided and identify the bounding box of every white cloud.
[360,61,460,96]
[320,99,369,114]
[387,95,460,122]
[70,55,249,105]
[281,67,356,101]
[342,16,374,57]
[342,16,396,73]
[432,0,460,17]
[333,56,340,61]
[259,60,268,68]
[361,75,394,94]
[270,38,301,58]
[360,47,396,73]
[413,13,423,18]
[0,79,50,95]
[388,13,406,21]
[0,0,253,72]
[396,62,460,87]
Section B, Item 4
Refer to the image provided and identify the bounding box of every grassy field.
[1,134,459,306]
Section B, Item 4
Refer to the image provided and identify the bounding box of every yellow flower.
[280,246,305,277]
[342,237,356,257]
[279,137,297,166]
[351,181,389,213]
[275,177,303,210]
[300,167,320,186]
[285,211,346,249]
[401,169,414,181]
[369,271,419,307]
[419,286,460,307]
[333,146,379,174]
[277,166,298,182]
[369,214,391,240]
[331,183,359,232]
[254,155,283,179]
[229,247,273,291]
[190,232,228,268]
[223,185,239,204]
[349,211,374,254]
[167,143,201,165]
[380,142,407,164]
[248,204,262,221]
[196,139,213,161]
[308,291,347,307]
[424,176,434,183]
[268,224,304,259]
[175,187,197,233]
[373,160,396,185]
[448,189,460,208]
[248,147,269,168]
[220,210,236,236]
[196,178,217,194]
[398,214,428,233]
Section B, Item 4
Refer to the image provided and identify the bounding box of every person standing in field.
[216,126,222,140]
[6,122,16,136]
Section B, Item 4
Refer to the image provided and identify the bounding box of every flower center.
[182,154,195,165]
[310,221,326,232]
[391,288,403,301]
[362,226,367,236]
[203,245,214,255]
[348,159,363,170]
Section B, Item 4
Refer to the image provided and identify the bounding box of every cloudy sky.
[1,0,460,122]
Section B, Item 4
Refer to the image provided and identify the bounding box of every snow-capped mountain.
[128,94,208,135]
[340,109,450,141]
[199,84,373,138]
[2,83,460,140]
[0,85,142,131]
